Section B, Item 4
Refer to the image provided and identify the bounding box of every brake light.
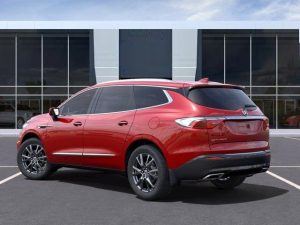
[263,117,269,130]
[175,117,223,129]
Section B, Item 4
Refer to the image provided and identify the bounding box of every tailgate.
[208,116,269,151]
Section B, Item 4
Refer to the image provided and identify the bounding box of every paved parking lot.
[0,137,299,225]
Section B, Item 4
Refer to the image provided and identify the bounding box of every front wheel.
[127,145,171,200]
[17,138,56,180]
[211,176,246,190]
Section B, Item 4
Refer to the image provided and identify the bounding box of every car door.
[44,88,98,166]
[82,86,136,170]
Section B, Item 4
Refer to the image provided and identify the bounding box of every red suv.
[17,79,270,200]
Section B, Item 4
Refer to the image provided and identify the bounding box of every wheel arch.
[21,132,41,144]
[124,138,167,170]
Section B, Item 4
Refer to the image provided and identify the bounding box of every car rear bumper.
[170,150,270,182]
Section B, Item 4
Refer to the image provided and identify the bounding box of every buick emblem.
[242,109,248,116]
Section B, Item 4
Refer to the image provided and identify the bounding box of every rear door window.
[188,87,255,110]
[134,86,169,109]
[94,86,135,113]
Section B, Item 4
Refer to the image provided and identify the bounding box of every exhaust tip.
[202,173,225,180]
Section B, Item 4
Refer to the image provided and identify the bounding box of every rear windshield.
[188,87,255,110]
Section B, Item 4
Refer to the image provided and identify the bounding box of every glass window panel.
[69,87,86,95]
[17,87,41,95]
[60,89,96,115]
[188,87,254,110]
[201,35,224,83]
[43,87,68,95]
[43,96,68,113]
[0,96,15,128]
[278,87,300,95]
[95,86,135,113]
[252,36,276,86]
[226,36,250,85]
[278,35,300,85]
[278,96,300,128]
[0,37,15,86]
[252,96,276,128]
[69,36,91,86]
[243,87,250,95]
[43,37,67,86]
[134,86,168,109]
[17,36,41,86]
[119,29,172,79]
[0,87,14,95]
[252,87,276,95]
[17,96,41,128]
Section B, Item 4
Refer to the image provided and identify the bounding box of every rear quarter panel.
[125,91,210,169]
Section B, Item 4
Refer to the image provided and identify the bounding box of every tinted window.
[61,89,96,115]
[119,29,172,79]
[134,86,169,109]
[0,97,15,128]
[69,36,92,86]
[252,36,276,85]
[43,36,68,86]
[226,36,250,85]
[199,34,224,83]
[0,37,15,86]
[94,86,135,113]
[188,87,255,110]
[17,36,41,86]
[278,35,300,85]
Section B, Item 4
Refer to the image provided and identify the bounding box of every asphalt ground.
[0,137,299,225]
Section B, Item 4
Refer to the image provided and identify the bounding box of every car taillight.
[175,117,224,129]
[263,117,269,130]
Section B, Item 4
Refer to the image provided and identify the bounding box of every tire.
[17,138,56,180]
[17,117,25,129]
[211,176,246,190]
[127,145,171,200]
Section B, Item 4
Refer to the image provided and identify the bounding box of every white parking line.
[0,172,22,185]
[271,166,300,168]
[284,137,300,141]
[267,171,300,190]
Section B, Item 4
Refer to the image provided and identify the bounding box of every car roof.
[92,78,242,89]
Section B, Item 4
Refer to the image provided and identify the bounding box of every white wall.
[93,29,119,83]
[172,29,198,81]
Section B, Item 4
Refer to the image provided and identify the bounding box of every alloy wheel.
[132,153,159,193]
[21,144,47,174]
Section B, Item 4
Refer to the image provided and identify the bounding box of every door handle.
[118,120,128,126]
[73,121,82,127]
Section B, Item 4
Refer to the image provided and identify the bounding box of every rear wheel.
[17,138,56,180]
[127,145,171,200]
[211,176,246,190]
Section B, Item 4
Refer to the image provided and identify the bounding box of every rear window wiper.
[244,104,257,110]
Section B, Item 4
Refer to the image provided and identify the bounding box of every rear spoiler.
[188,84,244,91]
[181,84,245,97]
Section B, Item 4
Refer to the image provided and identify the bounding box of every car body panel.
[82,110,136,170]
[44,115,88,165]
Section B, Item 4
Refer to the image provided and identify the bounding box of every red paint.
[17,79,270,172]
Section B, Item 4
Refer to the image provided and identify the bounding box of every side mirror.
[49,107,59,120]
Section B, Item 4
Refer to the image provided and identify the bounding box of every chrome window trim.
[59,85,174,116]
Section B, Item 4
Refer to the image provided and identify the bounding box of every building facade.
[0,21,299,132]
